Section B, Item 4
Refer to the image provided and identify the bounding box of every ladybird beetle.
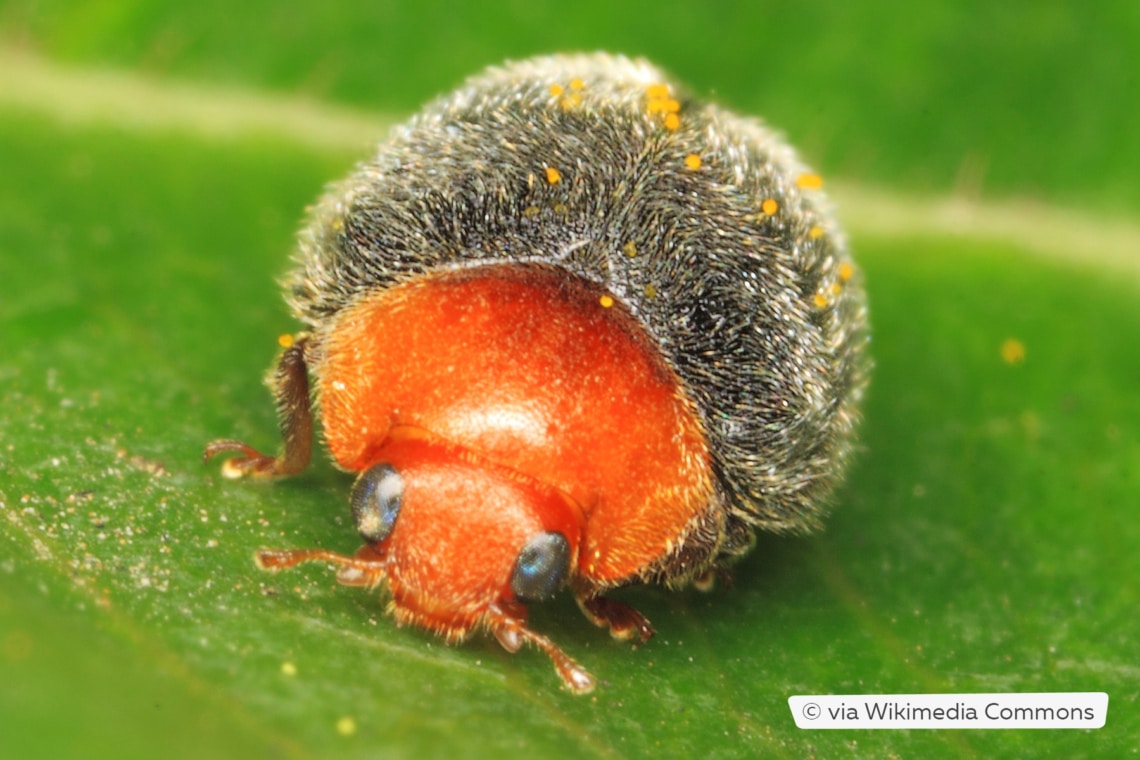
[206,53,869,693]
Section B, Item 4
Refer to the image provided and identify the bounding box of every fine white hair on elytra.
[287,52,869,558]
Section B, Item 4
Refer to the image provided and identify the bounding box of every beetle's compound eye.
[510,532,570,602]
[350,463,403,543]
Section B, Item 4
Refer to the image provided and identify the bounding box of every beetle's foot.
[692,569,716,591]
[579,595,655,643]
[204,439,286,479]
[693,566,733,592]
[489,608,595,694]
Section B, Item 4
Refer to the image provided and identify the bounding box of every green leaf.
[7,1,1140,211]
[2,11,1137,756]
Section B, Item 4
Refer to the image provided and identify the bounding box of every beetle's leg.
[204,336,312,479]
[577,594,655,643]
[487,604,595,694]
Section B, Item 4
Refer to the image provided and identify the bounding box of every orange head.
[341,435,583,638]
[256,433,597,692]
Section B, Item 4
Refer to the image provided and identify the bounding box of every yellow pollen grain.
[664,112,681,131]
[684,153,702,170]
[813,293,829,308]
[761,198,779,215]
[829,282,843,296]
[838,262,854,281]
[646,98,668,114]
[796,172,824,189]
[623,241,637,257]
[646,83,670,99]
[644,283,658,299]
[549,83,564,97]
[280,661,297,677]
[277,333,295,349]
[1001,338,1026,365]
[523,205,540,218]
[569,77,584,91]
[336,716,357,736]
[663,98,681,113]
[545,166,562,185]
[560,92,582,109]
[808,225,824,240]
[599,294,615,308]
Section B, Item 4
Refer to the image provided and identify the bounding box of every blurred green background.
[1,2,1136,758]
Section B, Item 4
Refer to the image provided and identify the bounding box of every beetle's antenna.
[255,548,387,588]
